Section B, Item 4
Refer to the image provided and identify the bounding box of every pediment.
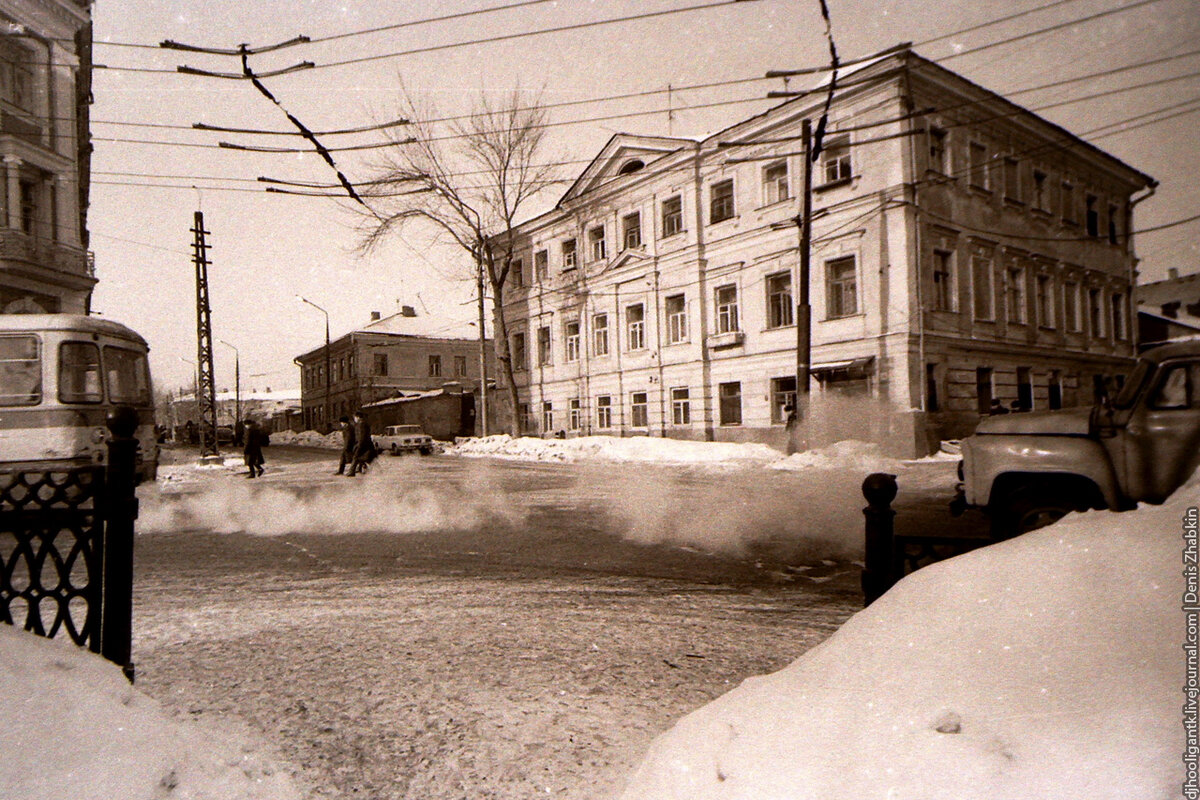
[558,133,691,206]
[592,247,653,276]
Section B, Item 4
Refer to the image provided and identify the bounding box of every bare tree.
[358,88,559,436]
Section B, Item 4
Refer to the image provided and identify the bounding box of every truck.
[953,339,1200,537]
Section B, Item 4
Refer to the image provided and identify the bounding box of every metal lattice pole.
[191,211,220,460]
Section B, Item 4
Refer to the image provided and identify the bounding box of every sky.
[84,0,1200,394]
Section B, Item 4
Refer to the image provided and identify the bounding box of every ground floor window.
[541,401,553,433]
[630,391,648,428]
[1016,367,1033,411]
[1048,370,1063,410]
[518,402,532,434]
[770,376,796,423]
[718,381,742,426]
[926,363,940,412]
[976,367,993,414]
[671,387,690,425]
[596,395,612,429]
[569,397,582,430]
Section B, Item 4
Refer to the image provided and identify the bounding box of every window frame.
[670,386,691,425]
[630,391,648,428]
[622,211,642,250]
[595,395,612,429]
[718,381,743,426]
[564,319,580,363]
[709,178,735,224]
[592,312,609,356]
[715,284,740,333]
[821,134,852,185]
[562,238,577,271]
[825,256,858,319]
[537,325,552,366]
[665,294,688,344]
[626,303,646,351]
[588,225,607,262]
[661,195,684,238]
[765,271,794,329]
[763,160,789,205]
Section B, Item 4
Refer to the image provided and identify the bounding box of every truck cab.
[955,340,1200,536]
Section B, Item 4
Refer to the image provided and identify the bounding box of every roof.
[0,313,148,345]
[359,310,480,340]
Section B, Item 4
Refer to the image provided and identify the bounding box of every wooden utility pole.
[795,118,814,412]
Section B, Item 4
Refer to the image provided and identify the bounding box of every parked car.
[375,424,435,455]
[953,339,1200,537]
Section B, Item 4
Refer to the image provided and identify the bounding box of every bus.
[0,314,159,482]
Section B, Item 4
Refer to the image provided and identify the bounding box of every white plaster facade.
[0,0,92,314]
[498,47,1154,456]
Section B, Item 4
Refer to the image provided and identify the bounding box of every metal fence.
[0,409,140,680]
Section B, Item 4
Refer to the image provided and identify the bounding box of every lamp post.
[218,339,241,444]
[297,295,331,433]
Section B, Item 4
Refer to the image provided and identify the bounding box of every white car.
[375,424,435,456]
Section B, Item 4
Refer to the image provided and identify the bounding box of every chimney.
[401,305,417,317]
[370,311,381,322]
[1169,268,1180,280]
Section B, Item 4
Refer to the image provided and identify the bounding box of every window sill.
[755,198,793,212]
[1031,208,1052,219]
[821,312,864,323]
[706,330,745,349]
[660,229,687,240]
[763,323,795,332]
[1003,197,1025,208]
[814,176,854,194]
[709,215,739,227]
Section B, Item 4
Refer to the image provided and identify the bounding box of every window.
[0,41,34,112]
[631,392,648,428]
[1032,170,1049,212]
[589,225,606,261]
[926,364,940,412]
[565,320,580,362]
[671,387,691,425]
[568,398,582,430]
[537,325,552,366]
[622,212,642,249]
[710,179,735,224]
[535,249,549,282]
[1005,267,1025,324]
[1061,182,1075,224]
[972,255,994,320]
[562,238,577,270]
[510,257,524,288]
[626,303,645,350]
[1149,363,1200,410]
[1036,274,1055,328]
[0,335,40,406]
[592,313,609,356]
[766,272,794,328]
[932,249,955,311]
[1048,370,1063,410]
[822,135,852,184]
[428,354,442,377]
[718,381,742,425]
[928,127,947,174]
[771,376,797,423]
[20,179,40,237]
[512,331,527,371]
[518,402,533,434]
[596,395,612,429]
[976,367,993,415]
[1086,195,1100,238]
[454,355,467,377]
[715,284,739,333]
[541,401,553,432]
[968,142,989,190]
[1017,367,1033,411]
[1108,204,1120,245]
[826,256,858,318]
[1064,282,1080,331]
[763,161,789,204]
[1088,289,1104,338]
[59,342,102,404]
[1111,293,1127,340]
[659,295,686,345]
[1003,157,1021,202]
[662,195,683,237]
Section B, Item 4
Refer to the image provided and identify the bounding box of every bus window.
[59,341,102,403]
[105,346,151,405]
[0,335,41,406]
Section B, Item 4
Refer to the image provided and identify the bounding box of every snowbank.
[269,429,341,449]
[620,482,1193,798]
[0,625,302,800]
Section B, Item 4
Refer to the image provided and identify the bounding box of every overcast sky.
[85,0,1200,394]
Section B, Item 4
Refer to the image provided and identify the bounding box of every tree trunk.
[489,284,521,437]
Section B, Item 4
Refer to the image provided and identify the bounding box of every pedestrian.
[243,418,267,478]
[334,415,356,475]
[347,410,374,477]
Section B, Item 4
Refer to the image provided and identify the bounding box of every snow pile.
[449,434,789,466]
[769,439,903,472]
[269,429,340,449]
[621,483,1193,798]
[0,625,302,800]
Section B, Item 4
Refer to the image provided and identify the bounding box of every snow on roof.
[358,310,480,340]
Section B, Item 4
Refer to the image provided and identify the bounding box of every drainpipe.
[1126,180,1157,352]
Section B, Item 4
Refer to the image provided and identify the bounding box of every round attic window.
[618,159,645,175]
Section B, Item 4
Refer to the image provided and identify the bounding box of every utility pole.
[796,118,813,414]
[476,251,489,436]
[191,211,220,463]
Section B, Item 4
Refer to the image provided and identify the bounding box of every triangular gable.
[558,133,691,206]
[592,246,653,276]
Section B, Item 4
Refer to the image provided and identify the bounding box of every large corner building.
[497,46,1154,455]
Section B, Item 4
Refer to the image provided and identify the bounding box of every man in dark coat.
[243,418,267,478]
[347,411,373,477]
[335,415,355,475]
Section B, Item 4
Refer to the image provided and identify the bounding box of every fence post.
[102,406,139,682]
[861,472,898,607]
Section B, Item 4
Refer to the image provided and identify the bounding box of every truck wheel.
[992,488,1078,539]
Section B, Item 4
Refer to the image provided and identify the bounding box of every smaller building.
[165,387,301,440]
[294,306,494,433]
[1137,268,1200,350]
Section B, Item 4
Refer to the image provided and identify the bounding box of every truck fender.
[964,435,1121,510]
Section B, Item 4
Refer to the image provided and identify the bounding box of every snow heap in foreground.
[621,478,1195,799]
[0,625,302,800]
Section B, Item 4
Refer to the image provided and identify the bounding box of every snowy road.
[128,445,968,798]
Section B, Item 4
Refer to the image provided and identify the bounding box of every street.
[129,445,972,799]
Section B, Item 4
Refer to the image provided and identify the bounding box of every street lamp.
[218,339,241,444]
[297,295,331,433]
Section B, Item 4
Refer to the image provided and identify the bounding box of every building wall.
[0,0,93,314]
[497,51,1149,456]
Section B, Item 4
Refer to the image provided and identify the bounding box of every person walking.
[347,411,374,477]
[243,418,267,478]
[334,415,356,475]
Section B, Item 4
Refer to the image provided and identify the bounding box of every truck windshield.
[1112,359,1151,409]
